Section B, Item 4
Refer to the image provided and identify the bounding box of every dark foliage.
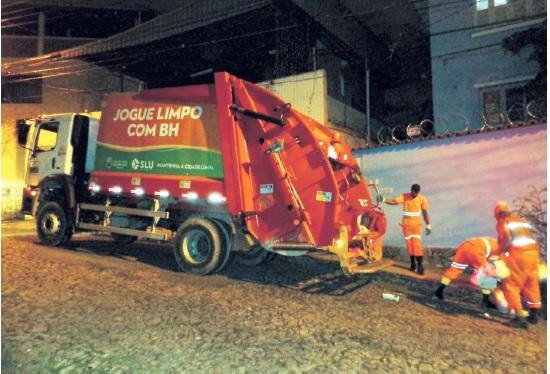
[502,23,546,97]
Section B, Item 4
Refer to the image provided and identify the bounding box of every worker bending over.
[434,237,506,308]
[379,184,431,275]
[494,201,542,329]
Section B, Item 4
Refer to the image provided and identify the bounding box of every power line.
[1,10,86,29]
[2,0,470,66]
[1,6,36,18]
[1,10,43,23]
[3,0,267,67]
[4,22,304,83]
[2,0,542,83]
[1,1,31,10]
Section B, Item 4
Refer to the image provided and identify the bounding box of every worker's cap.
[494,201,510,216]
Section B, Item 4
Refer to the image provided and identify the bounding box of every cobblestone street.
[1,222,547,373]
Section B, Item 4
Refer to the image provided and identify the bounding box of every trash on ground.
[382,292,400,302]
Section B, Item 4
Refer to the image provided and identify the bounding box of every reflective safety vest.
[503,216,538,250]
[394,193,429,224]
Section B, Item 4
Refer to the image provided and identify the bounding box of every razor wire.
[526,98,547,121]
[372,98,546,145]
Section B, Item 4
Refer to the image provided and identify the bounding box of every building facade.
[1,4,147,217]
[430,0,546,133]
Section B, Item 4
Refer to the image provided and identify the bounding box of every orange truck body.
[90,72,384,249]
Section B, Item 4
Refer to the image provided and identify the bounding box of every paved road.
[1,222,547,372]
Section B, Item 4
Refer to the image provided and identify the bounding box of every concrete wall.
[354,125,546,255]
[429,0,545,133]
[259,70,366,148]
[1,61,142,218]
[259,70,329,126]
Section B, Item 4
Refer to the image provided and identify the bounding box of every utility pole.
[37,12,45,55]
[365,58,371,145]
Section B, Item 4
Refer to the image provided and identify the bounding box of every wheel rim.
[182,229,211,264]
[41,212,61,235]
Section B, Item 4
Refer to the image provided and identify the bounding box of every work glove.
[377,194,385,203]
[426,224,432,235]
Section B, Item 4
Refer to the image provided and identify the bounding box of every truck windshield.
[35,122,59,152]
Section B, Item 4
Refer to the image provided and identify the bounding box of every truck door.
[27,115,74,186]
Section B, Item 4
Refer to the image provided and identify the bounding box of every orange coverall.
[441,237,499,294]
[394,193,429,256]
[497,216,541,315]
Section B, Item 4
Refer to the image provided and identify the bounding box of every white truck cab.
[18,112,100,214]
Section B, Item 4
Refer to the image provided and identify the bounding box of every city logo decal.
[131,158,154,171]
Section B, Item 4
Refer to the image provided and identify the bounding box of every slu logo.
[131,158,154,171]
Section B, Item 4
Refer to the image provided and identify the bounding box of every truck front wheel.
[173,218,228,275]
[36,201,73,246]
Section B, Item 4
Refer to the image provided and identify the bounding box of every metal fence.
[375,98,547,145]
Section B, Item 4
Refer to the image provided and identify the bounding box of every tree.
[502,22,546,98]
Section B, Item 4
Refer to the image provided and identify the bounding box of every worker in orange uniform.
[434,237,502,308]
[379,184,431,275]
[494,201,541,329]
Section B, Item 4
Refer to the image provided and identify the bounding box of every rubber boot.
[505,316,528,329]
[434,284,446,300]
[481,294,497,310]
[527,308,539,324]
[416,256,424,275]
[409,256,416,272]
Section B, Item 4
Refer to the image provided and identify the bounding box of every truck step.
[345,259,395,274]
[77,222,168,241]
[267,242,318,250]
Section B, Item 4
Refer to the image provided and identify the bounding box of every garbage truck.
[17,72,390,275]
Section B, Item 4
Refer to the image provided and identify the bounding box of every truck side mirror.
[16,119,30,148]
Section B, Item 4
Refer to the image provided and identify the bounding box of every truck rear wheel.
[36,201,73,246]
[173,218,228,275]
[212,220,232,272]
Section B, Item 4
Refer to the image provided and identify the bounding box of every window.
[482,90,502,124]
[505,85,538,121]
[1,75,42,103]
[481,83,537,123]
[339,73,346,97]
[477,0,489,11]
[476,0,508,25]
[35,122,59,152]
[475,0,545,26]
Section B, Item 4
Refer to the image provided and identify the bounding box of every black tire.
[212,220,232,273]
[234,244,273,266]
[110,233,138,245]
[173,218,228,275]
[36,201,73,246]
